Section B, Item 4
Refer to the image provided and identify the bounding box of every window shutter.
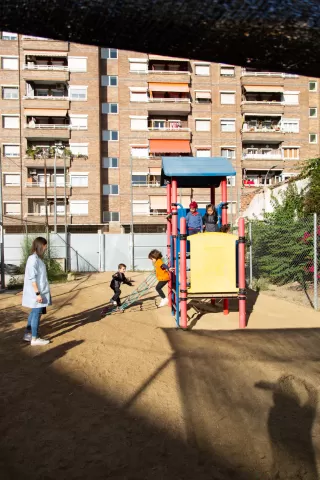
[68,57,87,72]
[220,93,235,104]
[2,57,18,69]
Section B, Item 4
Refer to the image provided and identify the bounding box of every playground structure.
[162,157,246,329]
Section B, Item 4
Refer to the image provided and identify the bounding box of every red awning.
[149,139,191,153]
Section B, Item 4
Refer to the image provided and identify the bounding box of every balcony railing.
[148,126,190,132]
[24,64,69,71]
[22,35,50,40]
[242,125,283,133]
[148,98,190,103]
[23,95,69,100]
[25,182,70,188]
[241,69,299,78]
[241,100,283,105]
[132,182,161,187]
[147,70,191,75]
[242,150,283,160]
[25,124,86,130]
[27,212,69,217]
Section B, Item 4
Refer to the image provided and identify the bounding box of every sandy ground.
[1,271,320,480]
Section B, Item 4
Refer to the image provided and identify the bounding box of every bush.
[20,236,64,282]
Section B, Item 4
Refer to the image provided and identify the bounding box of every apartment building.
[0,32,101,233]
[101,50,320,233]
[1,33,319,234]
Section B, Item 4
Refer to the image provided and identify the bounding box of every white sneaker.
[111,300,117,306]
[31,337,50,346]
[159,298,168,307]
[23,332,32,342]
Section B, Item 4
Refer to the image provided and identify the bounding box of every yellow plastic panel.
[188,232,238,294]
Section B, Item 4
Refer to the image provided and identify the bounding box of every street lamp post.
[54,145,57,233]
[264,164,278,186]
[0,150,5,289]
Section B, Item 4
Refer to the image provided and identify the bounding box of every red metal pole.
[166,183,172,307]
[210,187,215,206]
[180,217,187,329]
[223,298,229,315]
[238,217,246,328]
[221,177,227,225]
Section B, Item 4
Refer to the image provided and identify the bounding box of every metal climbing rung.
[102,271,158,316]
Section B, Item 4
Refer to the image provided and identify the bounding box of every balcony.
[23,96,70,109]
[24,156,71,168]
[148,67,191,83]
[241,68,298,79]
[24,123,71,139]
[242,148,283,161]
[149,127,191,140]
[147,98,191,114]
[243,169,283,188]
[25,181,71,196]
[23,63,69,81]
[21,36,69,51]
[241,102,284,114]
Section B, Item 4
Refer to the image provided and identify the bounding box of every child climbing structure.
[161,156,246,329]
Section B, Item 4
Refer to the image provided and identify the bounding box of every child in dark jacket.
[110,263,133,307]
[203,204,219,232]
[186,201,203,235]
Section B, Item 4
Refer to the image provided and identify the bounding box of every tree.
[301,157,320,215]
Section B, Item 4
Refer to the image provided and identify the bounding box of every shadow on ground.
[0,306,319,479]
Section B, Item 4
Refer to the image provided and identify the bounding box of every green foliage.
[20,236,65,282]
[250,182,314,287]
[301,157,320,215]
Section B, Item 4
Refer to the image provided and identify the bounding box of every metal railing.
[132,182,161,187]
[147,70,191,75]
[23,64,69,71]
[148,126,190,131]
[241,100,283,105]
[23,95,69,100]
[148,98,190,103]
[242,125,283,133]
[242,150,283,159]
[241,69,299,78]
[25,182,70,188]
[25,124,87,130]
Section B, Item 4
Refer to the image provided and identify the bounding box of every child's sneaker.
[23,332,32,342]
[31,337,50,346]
[110,299,117,306]
[159,298,168,307]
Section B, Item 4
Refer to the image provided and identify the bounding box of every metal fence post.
[314,213,318,310]
[249,221,253,289]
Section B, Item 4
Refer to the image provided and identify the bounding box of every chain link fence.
[246,214,319,310]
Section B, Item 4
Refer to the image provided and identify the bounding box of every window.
[102,130,119,141]
[1,32,18,40]
[69,86,87,100]
[102,103,118,114]
[1,57,18,70]
[69,115,88,130]
[70,201,89,215]
[283,91,299,105]
[196,149,211,157]
[4,202,20,215]
[101,48,118,59]
[195,119,211,132]
[309,134,318,144]
[2,86,18,99]
[195,63,210,76]
[132,174,148,185]
[309,81,317,92]
[220,92,236,104]
[68,57,87,72]
[56,204,65,215]
[3,144,20,157]
[103,211,120,222]
[131,146,149,158]
[133,201,150,215]
[220,66,235,76]
[221,119,236,132]
[227,176,236,186]
[103,184,119,195]
[281,119,299,133]
[70,174,88,187]
[130,89,148,102]
[101,75,118,87]
[69,144,88,156]
[129,58,148,72]
[221,148,235,159]
[103,157,118,168]
[309,107,317,118]
[4,174,20,186]
[283,148,299,159]
[130,117,148,130]
[2,115,19,129]
[195,91,211,103]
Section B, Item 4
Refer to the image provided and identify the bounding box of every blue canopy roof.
[162,157,236,177]
[161,156,236,188]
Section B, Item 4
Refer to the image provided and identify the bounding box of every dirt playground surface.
[1,271,320,480]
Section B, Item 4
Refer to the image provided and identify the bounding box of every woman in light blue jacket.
[22,237,51,346]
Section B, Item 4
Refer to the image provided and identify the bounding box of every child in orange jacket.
[148,249,172,307]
